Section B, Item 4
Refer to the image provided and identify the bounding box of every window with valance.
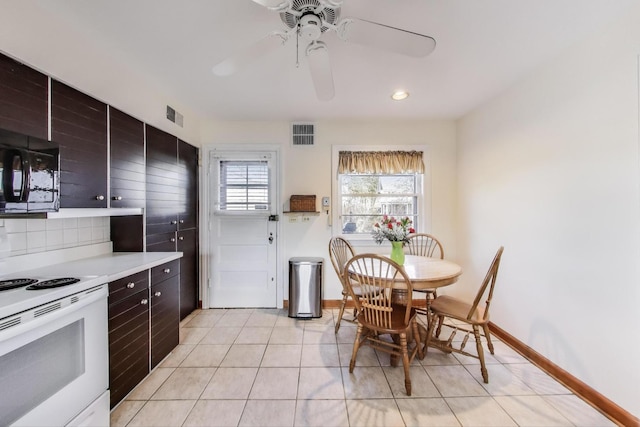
[337,150,425,236]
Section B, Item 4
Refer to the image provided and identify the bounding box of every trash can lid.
[289,257,324,264]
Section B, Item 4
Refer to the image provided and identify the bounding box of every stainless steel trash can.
[288,257,323,318]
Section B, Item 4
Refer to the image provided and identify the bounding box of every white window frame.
[331,145,431,245]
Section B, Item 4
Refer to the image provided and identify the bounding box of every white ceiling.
[3,0,636,122]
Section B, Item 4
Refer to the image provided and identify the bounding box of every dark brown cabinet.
[0,53,48,139]
[177,228,198,320]
[146,127,199,321]
[51,80,108,208]
[150,259,180,369]
[108,271,150,408]
[146,125,181,237]
[178,139,198,230]
[108,261,182,407]
[109,107,145,209]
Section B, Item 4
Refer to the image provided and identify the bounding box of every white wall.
[200,119,457,301]
[457,5,640,417]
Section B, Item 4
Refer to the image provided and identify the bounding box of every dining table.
[388,254,463,305]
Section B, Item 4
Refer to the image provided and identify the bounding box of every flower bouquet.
[372,216,415,265]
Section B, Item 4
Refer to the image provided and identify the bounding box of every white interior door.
[209,151,278,308]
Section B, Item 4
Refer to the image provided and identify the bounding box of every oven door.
[0,285,108,426]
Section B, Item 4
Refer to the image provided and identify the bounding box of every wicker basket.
[290,195,316,212]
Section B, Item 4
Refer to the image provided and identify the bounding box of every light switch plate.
[322,197,330,207]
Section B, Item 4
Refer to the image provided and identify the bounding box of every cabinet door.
[177,228,198,319]
[178,140,198,230]
[51,80,108,208]
[108,281,150,408]
[151,271,180,368]
[146,231,177,253]
[146,125,179,231]
[0,53,48,139]
[109,107,145,208]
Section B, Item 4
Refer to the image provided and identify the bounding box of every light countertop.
[2,251,182,282]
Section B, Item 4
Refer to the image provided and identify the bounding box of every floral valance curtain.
[338,150,425,174]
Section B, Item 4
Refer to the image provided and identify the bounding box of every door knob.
[268,232,274,244]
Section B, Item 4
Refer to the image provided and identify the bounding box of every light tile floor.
[111,308,616,427]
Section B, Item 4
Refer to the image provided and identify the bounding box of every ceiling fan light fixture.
[391,90,409,101]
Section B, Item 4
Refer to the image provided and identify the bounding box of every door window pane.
[218,161,270,211]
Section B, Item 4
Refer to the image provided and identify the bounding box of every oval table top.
[399,255,463,290]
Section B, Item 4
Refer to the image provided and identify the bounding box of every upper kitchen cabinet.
[109,107,145,209]
[0,53,48,139]
[51,80,108,208]
[146,125,180,236]
[178,139,198,230]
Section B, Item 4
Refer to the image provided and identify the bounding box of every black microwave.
[0,128,60,215]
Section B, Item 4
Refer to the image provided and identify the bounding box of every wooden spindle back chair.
[344,253,422,396]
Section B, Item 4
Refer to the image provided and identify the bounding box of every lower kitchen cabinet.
[177,228,198,320]
[107,260,181,408]
[108,271,150,408]
[151,259,180,369]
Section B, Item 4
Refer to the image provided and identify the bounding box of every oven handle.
[0,285,107,343]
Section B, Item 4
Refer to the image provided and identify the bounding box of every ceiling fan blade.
[340,17,436,57]
[306,41,335,101]
[212,33,285,76]
[251,0,291,11]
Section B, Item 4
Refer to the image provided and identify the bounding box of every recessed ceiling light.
[391,90,409,101]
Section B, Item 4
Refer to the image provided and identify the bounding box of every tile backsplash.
[0,217,111,257]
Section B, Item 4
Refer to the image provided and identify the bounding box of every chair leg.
[435,315,444,337]
[482,324,494,354]
[411,319,424,360]
[473,325,488,383]
[335,293,348,334]
[399,332,412,396]
[349,324,364,373]
[424,311,438,355]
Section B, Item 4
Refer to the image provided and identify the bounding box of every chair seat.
[430,295,488,325]
[357,305,418,334]
[348,284,365,298]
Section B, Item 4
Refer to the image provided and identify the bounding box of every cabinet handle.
[171,220,178,225]
[179,236,184,241]
[179,219,184,224]
[141,299,148,305]
[126,282,135,289]
[112,196,123,201]
[154,291,162,297]
[96,195,105,201]
[163,268,171,274]
[170,238,176,242]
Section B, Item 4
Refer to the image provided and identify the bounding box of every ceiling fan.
[212,0,436,101]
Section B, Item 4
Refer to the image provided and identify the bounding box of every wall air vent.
[291,123,315,146]
[166,105,184,127]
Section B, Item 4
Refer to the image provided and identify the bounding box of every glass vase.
[390,241,405,266]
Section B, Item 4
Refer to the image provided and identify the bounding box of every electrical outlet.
[288,216,298,223]
[302,216,311,222]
